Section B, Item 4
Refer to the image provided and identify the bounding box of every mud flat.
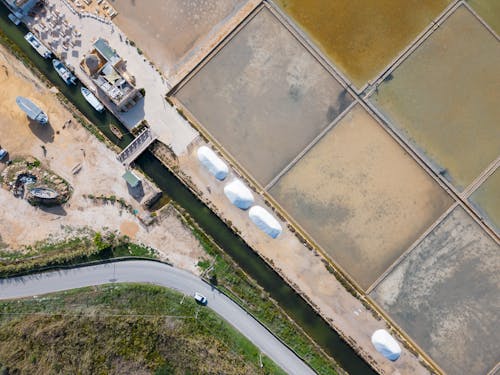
[112,0,249,76]
[467,0,500,34]
[274,0,450,88]
[371,206,500,375]
[469,168,500,234]
[270,105,453,289]
[370,6,500,191]
[176,8,352,186]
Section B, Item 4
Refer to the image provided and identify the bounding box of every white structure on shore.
[197,146,228,181]
[224,179,254,210]
[371,329,401,361]
[249,206,282,239]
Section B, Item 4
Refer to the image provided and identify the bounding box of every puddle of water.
[469,168,500,234]
[177,8,352,186]
[275,0,450,87]
[371,6,500,191]
[270,105,453,289]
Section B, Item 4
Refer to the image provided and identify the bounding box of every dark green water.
[0,5,375,374]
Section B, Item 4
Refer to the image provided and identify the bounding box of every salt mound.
[371,329,401,361]
[249,206,282,239]
[197,146,228,181]
[224,179,254,210]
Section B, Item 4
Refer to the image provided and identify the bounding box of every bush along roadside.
[0,232,158,278]
[173,203,344,375]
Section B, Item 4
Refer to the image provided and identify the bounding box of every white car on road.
[194,292,207,305]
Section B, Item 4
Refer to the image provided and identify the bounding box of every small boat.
[52,59,76,85]
[81,87,104,112]
[109,124,123,139]
[16,96,48,125]
[8,13,21,26]
[24,32,52,59]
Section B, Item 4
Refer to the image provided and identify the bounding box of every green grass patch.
[179,208,340,375]
[0,284,284,374]
[0,232,158,278]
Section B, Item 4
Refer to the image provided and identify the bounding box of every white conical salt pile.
[224,179,254,210]
[197,146,228,181]
[371,329,401,361]
[248,205,282,239]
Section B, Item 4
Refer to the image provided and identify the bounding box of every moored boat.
[16,96,48,125]
[81,87,104,112]
[109,124,123,139]
[52,59,76,85]
[24,32,52,59]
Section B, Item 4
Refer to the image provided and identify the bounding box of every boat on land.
[52,59,76,85]
[81,87,104,112]
[16,96,48,125]
[24,32,51,59]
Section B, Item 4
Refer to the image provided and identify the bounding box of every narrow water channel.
[0,5,376,374]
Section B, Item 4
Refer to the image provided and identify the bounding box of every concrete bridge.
[117,128,157,165]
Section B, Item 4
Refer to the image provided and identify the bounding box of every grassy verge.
[176,206,341,375]
[0,284,284,374]
[0,232,157,278]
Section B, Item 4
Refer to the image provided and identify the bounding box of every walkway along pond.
[0,4,375,374]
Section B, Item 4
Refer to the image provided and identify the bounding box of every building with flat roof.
[81,38,142,112]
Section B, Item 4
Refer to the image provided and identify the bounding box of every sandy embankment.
[0,46,204,274]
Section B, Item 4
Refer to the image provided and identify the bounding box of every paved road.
[0,260,315,375]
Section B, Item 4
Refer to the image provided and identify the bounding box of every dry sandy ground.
[0,45,204,274]
[176,136,430,375]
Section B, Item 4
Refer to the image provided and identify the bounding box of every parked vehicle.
[194,292,207,305]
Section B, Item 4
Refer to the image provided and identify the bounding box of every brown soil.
[0,45,204,274]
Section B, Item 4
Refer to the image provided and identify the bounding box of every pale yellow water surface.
[371,6,500,191]
[275,0,450,87]
[270,105,453,289]
[468,0,500,34]
[470,168,500,234]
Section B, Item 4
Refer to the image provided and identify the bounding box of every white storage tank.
[249,206,282,239]
[197,146,228,181]
[371,329,401,361]
[224,179,254,210]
